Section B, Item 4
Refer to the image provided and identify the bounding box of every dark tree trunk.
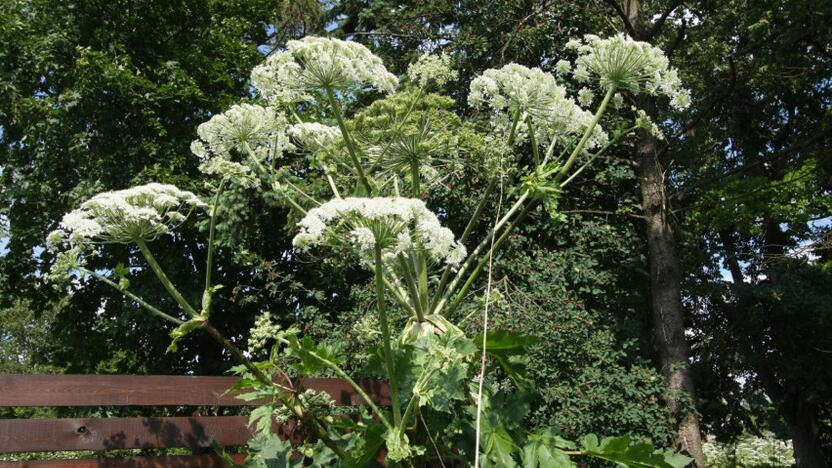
[635,112,705,467]
[619,0,705,464]
[757,365,828,468]
[719,230,744,284]
[792,399,828,468]
[758,224,828,468]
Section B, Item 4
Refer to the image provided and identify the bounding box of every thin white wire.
[473,163,505,467]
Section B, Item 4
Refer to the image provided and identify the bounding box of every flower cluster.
[468,64,607,148]
[251,36,398,105]
[407,52,458,89]
[247,312,281,353]
[634,108,664,139]
[292,197,466,267]
[47,183,206,248]
[288,122,341,150]
[198,159,259,188]
[190,104,292,163]
[568,33,691,110]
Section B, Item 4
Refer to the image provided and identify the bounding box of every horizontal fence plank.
[0,416,290,453]
[0,374,390,407]
[0,454,247,468]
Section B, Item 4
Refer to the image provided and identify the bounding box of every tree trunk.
[618,0,705,463]
[758,223,828,468]
[719,230,744,283]
[792,399,828,467]
[757,365,828,468]
[635,114,705,467]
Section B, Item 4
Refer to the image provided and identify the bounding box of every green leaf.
[522,428,576,467]
[114,262,129,278]
[244,433,299,467]
[347,422,387,468]
[248,404,276,436]
[284,335,342,376]
[475,330,540,353]
[476,330,538,387]
[483,425,519,467]
[581,434,693,468]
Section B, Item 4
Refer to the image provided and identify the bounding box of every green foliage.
[0,0,326,375]
[9,0,830,464]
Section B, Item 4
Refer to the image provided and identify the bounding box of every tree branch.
[499,0,555,64]
[647,0,682,40]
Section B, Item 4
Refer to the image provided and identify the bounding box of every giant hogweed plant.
[47,35,692,467]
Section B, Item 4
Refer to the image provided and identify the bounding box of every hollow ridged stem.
[375,244,402,426]
[433,189,529,316]
[202,180,226,315]
[135,239,199,318]
[398,255,425,321]
[445,202,534,316]
[324,86,373,194]
[431,178,497,311]
[554,86,616,184]
[79,267,183,325]
[202,321,349,461]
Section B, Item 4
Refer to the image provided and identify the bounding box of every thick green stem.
[375,244,402,426]
[324,86,372,194]
[398,256,425,320]
[319,162,342,199]
[282,192,309,215]
[526,115,540,166]
[281,180,320,206]
[507,108,522,146]
[554,86,616,184]
[559,124,638,188]
[202,180,226,315]
[80,267,183,325]
[433,190,529,316]
[431,178,498,311]
[416,253,430,317]
[444,203,534,316]
[410,157,421,197]
[135,239,199,318]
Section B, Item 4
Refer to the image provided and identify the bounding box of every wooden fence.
[0,374,390,467]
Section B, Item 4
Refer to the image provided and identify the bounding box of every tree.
[675,1,832,464]
[0,0,325,374]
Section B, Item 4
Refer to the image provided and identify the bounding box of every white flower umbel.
[288,122,341,150]
[47,183,206,248]
[292,197,466,268]
[251,36,398,105]
[571,33,691,110]
[577,87,595,107]
[407,52,458,89]
[191,104,291,163]
[468,64,607,149]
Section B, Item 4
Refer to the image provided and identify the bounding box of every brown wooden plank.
[0,454,246,468]
[0,417,262,453]
[0,375,390,407]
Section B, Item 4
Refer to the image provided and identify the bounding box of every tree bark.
[635,112,705,467]
[616,0,706,464]
[791,399,828,468]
